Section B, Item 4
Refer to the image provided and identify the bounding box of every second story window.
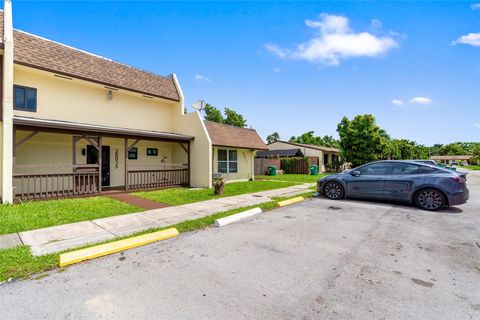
[14,85,37,112]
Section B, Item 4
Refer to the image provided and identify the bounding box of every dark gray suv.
[317,160,469,211]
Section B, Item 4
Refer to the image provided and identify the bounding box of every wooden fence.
[254,158,281,176]
[127,169,189,190]
[13,172,100,201]
[255,157,319,175]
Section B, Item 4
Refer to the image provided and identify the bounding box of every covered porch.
[12,117,193,201]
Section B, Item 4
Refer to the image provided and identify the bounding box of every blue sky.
[8,1,480,145]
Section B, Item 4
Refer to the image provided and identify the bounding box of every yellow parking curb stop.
[277,196,304,207]
[59,228,179,267]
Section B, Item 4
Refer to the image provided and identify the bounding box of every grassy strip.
[133,180,298,206]
[255,173,330,183]
[0,194,313,283]
[461,165,480,170]
[0,197,142,235]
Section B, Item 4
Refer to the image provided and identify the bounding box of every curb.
[59,228,179,267]
[214,208,263,227]
[277,196,304,207]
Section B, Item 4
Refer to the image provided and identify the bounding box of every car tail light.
[452,177,466,183]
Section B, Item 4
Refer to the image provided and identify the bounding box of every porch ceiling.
[13,116,194,142]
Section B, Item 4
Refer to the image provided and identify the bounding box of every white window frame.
[218,149,238,174]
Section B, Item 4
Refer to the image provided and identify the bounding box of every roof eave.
[14,61,181,102]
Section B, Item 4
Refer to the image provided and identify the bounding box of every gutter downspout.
[2,0,14,203]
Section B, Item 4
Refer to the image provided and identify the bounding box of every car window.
[418,166,439,174]
[391,163,419,175]
[358,163,391,175]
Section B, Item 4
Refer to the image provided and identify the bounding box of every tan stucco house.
[205,121,267,182]
[0,2,265,203]
[267,140,341,172]
[430,155,473,165]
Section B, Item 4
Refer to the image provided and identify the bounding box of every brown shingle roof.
[204,121,267,150]
[0,11,180,101]
[270,140,341,153]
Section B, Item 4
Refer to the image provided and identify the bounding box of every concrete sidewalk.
[0,183,313,256]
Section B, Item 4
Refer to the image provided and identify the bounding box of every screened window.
[218,149,238,173]
[14,85,37,112]
[128,147,138,160]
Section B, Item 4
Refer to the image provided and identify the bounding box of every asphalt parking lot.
[1,171,479,320]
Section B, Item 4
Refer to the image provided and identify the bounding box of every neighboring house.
[0,3,262,203]
[256,148,304,158]
[430,155,473,165]
[267,140,341,172]
[204,121,267,182]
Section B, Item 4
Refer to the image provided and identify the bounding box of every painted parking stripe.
[214,208,263,227]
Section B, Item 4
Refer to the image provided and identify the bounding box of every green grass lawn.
[461,165,480,170]
[0,197,141,235]
[0,192,312,282]
[133,180,298,206]
[255,173,330,183]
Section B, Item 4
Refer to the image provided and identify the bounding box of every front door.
[86,145,110,187]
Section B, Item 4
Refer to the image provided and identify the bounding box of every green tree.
[290,131,321,146]
[337,114,390,167]
[224,107,247,127]
[321,135,340,148]
[471,144,480,162]
[266,132,280,144]
[440,143,467,155]
[204,103,224,123]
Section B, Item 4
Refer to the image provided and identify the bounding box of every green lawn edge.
[0,191,314,283]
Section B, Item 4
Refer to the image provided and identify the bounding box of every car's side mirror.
[351,170,361,177]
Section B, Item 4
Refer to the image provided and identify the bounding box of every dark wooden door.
[87,145,110,187]
[101,146,110,187]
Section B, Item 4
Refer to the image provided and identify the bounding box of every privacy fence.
[255,157,319,175]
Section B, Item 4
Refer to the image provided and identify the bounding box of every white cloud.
[474,123,480,129]
[391,99,404,106]
[452,33,480,47]
[264,13,399,66]
[409,97,433,105]
[471,3,480,10]
[194,74,211,82]
[272,67,281,73]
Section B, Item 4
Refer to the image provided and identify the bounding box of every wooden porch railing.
[13,172,100,201]
[127,169,189,190]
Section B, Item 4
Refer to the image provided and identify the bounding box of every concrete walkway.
[107,193,170,210]
[0,183,313,256]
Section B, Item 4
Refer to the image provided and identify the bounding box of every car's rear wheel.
[323,181,344,200]
[414,188,446,211]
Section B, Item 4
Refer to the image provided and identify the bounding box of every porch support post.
[12,128,16,174]
[179,142,188,154]
[15,131,38,149]
[98,136,102,193]
[72,136,78,170]
[187,141,191,186]
[128,139,140,150]
[82,135,99,150]
[1,0,14,203]
[124,137,129,191]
